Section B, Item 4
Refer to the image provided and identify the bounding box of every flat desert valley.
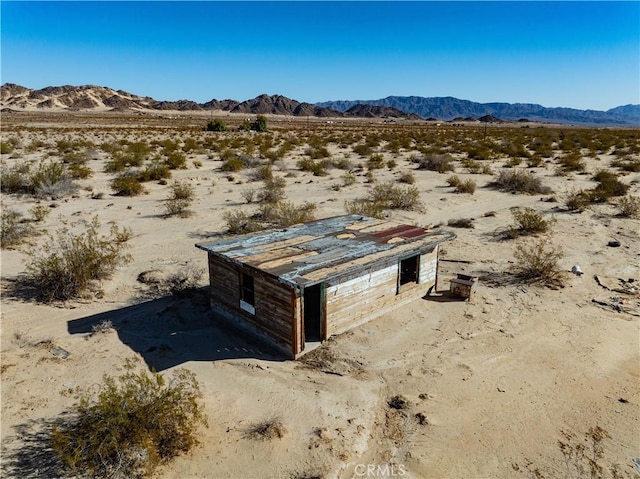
[1,111,639,478]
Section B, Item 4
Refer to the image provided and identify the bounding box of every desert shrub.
[164,151,187,170]
[610,156,640,172]
[163,181,195,217]
[332,157,353,170]
[164,264,203,297]
[257,177,286,204]
[251,115,268,132]
[367,153,385,170]
[258,201,317,227]
[588,169,629,202]
[446,175,461,187]
[513,237,563,286]
[488,169,552,195]
[249,164,274,182]
[455,179,476,194]
[352,143,373,157]
[31,161,76,197]
[241,187,257,203]
[398,172,415,184]
[0,160,31,193]
[564,188,591,212]
[29,204,50,222]
[341,172,357,186]
[23,218,132,301]
[0,141,13,155]
[205,118,227,132]
[244,417,286,441]
[506,207,554,238]
[447,218,475,229]
[616,195,640,218]
[1,209,34,249]
[369,182,424,211]
[414,153,455,173]
[297,158,329,176]
[51,359,207,479]
[344,199,386,219]
[221,156,245,172]
[305,145,331,159]
[138,161,171,182]
[111,174,145,196]
[556,151,585,174]
[224,210,263,234]
[192,159,203,169]
[387,159,397,169]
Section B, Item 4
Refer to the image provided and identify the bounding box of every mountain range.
[1,83,638,126]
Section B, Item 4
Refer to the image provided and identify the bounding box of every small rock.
[571,265,584,276]
[608,240,621,247]
[51,347,70,359]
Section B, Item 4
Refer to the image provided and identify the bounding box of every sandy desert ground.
[1,111,639,478]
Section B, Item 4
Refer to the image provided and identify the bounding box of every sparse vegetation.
[447,218,475,229]
[616,195,640,218]
[205,118,227,132]
[51,359,207,479]
[244,417,286,441]
[513,237,563,287]
[1,209,35,249]
[23,218,132,302]
[111,174,145,196]
[163,181,195,217]
[488,169,552,195]
[505,207,555,238]
[414,153,455,173]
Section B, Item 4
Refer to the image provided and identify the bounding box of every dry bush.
[257,177,287,204]
[344,199,386,219]
[51,360,207,479]
[29,204,50,222]
[447,218,475,229]
[163,181,195,217]
[368,182,424,212]
[1,209,35,249]
[244,417,286,441]
[414,153,455,173]
[513,237,563,287]
[164,264,204,297]
[488,169,552,195]
[23,218,132,302]
[616,195,640,218]
[297,158,330,176]
[398,172,415,184]
[556,151,585,174]
[241,187,257,204]
[341,172,357,187]
[564,188,591,212]
[455,179,476,194]
[446,175,461,187]
[505,207,555,238]
[224,209,264,235]
[257,201,317,228]
[367,153,385,170]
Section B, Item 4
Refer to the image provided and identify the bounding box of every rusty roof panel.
[196,215,455,288]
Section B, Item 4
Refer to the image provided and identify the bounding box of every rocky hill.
[317,96,640,126]
[0,84,350,118]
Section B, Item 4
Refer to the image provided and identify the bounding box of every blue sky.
[1,1,638,110]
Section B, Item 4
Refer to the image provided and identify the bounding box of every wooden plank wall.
[325,247,437,337]
[208,254,295,354]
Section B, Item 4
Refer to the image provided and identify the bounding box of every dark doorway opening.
[304,283,324,343]
[399,254,420,292]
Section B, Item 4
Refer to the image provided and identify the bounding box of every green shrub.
[341,172,357,186]
[0,141,13,155]
[111,174,145,196]
[164,151,187,170]
[205,118,227,132]
[138,161,171,182]
[369,182,424,212]
[297,158,329,176]
[257,201,316,227]
[367,153,385,170]
[506,207,554,237]
[588,169,629,202]
[513,237,563,287]
[257,177,286,204]
[556,151,585,174]
[224,210,263,234]
[0,160,31,193]
[221,156,245,172]
[251,115,268,132]
[24,218,132,301]
[488,169,552,195]
[52,359,207,479]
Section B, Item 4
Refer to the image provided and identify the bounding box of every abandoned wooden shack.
[196,215,455,358]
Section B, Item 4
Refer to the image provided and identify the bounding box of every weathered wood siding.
[419,245,438,286]
[325,246,438,337]
[208,254,295,355]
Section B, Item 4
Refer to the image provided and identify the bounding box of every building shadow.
[67,290,285,371]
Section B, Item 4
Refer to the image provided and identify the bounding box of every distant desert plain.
[1,103,639,478]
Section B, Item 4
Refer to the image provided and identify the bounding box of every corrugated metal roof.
[196,215,455,287]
